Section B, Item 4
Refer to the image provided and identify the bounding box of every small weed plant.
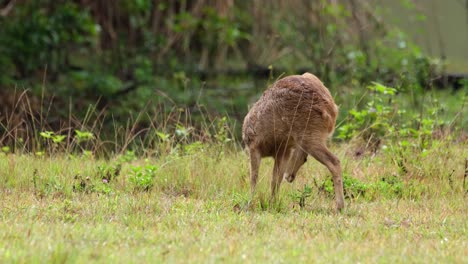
[129,163,159,191]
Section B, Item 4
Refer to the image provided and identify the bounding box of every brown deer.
[242,72,345,211]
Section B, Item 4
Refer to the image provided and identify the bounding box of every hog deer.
[242,72,345,211]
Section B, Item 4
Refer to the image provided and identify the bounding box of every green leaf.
[52,135,66,144]
[1,146,10,153]
[156,131,170,142]
[40,131,54,139]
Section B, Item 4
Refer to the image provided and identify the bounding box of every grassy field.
[0,140,466,263]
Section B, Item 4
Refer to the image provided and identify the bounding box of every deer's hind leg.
[300,141,345,211]
[271,155,285,199]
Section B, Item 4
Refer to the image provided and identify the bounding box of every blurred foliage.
[0,0,463,146]
[0,1,97,82]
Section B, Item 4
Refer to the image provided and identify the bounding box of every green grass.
[0,140,466,263]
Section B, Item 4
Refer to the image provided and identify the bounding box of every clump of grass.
[0,88,239,159]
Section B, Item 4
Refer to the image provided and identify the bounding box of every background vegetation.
[1,0,465,151]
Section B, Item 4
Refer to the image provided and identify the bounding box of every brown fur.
[242,72,345,211]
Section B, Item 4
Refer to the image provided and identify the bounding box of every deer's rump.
[242,73,338,152]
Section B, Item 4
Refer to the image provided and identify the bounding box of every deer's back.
[243,73,337,156]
